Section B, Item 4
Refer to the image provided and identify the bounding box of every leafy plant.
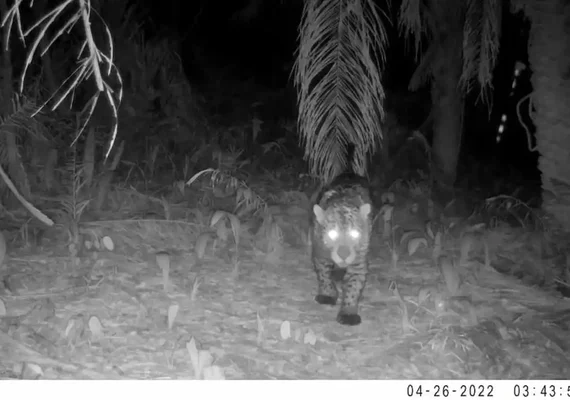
[187,168,267,217]
[58,143,91,259]
[485,194,546,231]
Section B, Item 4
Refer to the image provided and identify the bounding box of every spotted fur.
[309,173,373,326]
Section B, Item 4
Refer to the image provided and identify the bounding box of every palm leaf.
[398,0,429,59]
[293,0,388,184]
[473,0,501,102]
[460,0,502,101]
[400,0,501,102]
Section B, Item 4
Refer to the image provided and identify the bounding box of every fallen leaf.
[187,338,201,379]
[294,328,301,342]
[198,350,214,372]
[203,365,225,380]
[195,233,211,259]
[22,363,43,379]
[65,315,85,343]
[102,236,114,251]
[156,252,170,293]
[256,312,264,345]
[88,316,103,339]
[210,211,227,227]
[304,329,317,345]
[168,304,179,330]
[280,320,291,340]
[408,237,428,256]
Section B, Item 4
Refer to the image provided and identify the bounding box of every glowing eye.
[348,229,360,239]
[327,229,339,240]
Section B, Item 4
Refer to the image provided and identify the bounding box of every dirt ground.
[1,210,569,379]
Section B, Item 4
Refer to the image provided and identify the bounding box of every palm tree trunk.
[430,0,465,191]
[524,0,570,229]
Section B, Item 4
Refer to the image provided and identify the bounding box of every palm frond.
[461,0,483,95]
[59,146,90,223]
[400,0,501,103]
[293,0,387,184]
[398,0,428,59]
[461,0,502,102]
[2,0,122,157]
[476,0,501,102]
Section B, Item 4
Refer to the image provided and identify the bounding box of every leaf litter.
[0,179,569,379]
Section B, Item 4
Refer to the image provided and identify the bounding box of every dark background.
[131,0,538,185]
